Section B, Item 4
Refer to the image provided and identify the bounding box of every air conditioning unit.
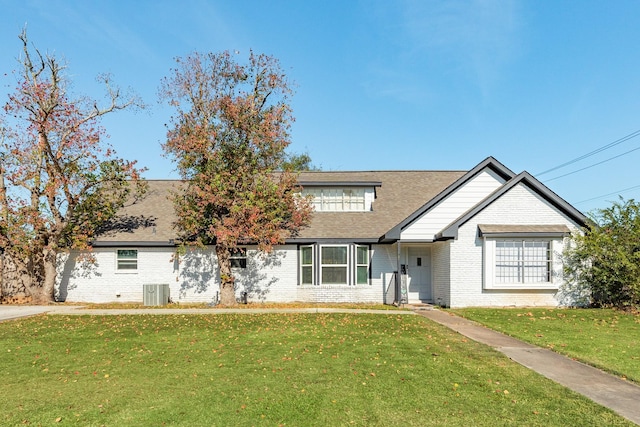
[143,284,170,306]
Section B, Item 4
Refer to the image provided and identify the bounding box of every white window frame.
[354,245,370,285]
[230,248,247,269]
[116,249,138,272]
[299,245,315,285]
[483,238,558,290]
[320,244,349,285]
[302,188,368,212]
[298,244,372,286]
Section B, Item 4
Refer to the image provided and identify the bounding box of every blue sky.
[2,0,640,214]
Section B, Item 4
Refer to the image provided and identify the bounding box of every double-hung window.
[321,245,348,284]
[355,245,370,285]
[230,248,247,268]
[117,249,138,271]
[300,245,314,285]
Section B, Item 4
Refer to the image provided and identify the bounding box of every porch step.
[405,303,435,311]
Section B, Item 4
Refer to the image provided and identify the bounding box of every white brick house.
[57,157,586,307]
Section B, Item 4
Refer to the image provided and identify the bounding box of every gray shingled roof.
[295,171,465,241]
[93,171,466,245]
[95,180,182,245]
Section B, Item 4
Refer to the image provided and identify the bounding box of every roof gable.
[381,157,515,241]
[437,171,587,240]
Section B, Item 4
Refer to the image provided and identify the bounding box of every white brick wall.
[58,244,393,304]
[448,184,582,308]
[431,241,450,307]
[58,247,185,303]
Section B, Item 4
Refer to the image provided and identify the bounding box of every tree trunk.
[0,253,4,300]
[32,248,56,304]
[216,245,236,306]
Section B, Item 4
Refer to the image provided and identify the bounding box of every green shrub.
[564,198,640,308]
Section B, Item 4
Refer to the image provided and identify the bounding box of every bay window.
[299,244,370,286]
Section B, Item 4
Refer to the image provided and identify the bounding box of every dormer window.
[303,188,367,211]
[300,181,379,212]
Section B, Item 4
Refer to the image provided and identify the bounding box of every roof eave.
[92,240,176,248]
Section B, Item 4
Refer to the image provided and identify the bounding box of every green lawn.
[450,308,640,383]
[0,313,632,426]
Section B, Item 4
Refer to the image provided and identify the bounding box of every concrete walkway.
[414,308,640,425]
[0,305,57,322]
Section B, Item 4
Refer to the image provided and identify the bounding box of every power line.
[536,128,640,176]
[574,184,640,205]
[544,144,640,182]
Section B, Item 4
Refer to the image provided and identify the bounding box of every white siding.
[448,184,582,308]
[401,169,506,240]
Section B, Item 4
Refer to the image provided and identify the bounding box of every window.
[321,246,348,284]
[299,244,371,286]
[117,249,137,271]
[480,225,569,290]
[302,188,366,212]
[495,240,550,283]
[300,245,314,285]
[483,238,557,289]
[355,245,370,284]
[230,248,247,268]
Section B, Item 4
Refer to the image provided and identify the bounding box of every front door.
[407,247,432,303]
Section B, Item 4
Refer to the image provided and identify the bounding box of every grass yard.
[450,308,640,384]
[0,313,633,426]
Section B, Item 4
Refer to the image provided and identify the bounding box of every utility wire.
[544,144,640,182]
[574,184,640,205]
[536,128,640,176]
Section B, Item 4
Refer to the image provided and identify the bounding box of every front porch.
[385,242,445,306]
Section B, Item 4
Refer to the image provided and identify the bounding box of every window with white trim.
[302,188,367,212]
[117,249,138,271]
[298,244,371,286]
[495,240,551,283]
[230,248,247,268]
[300,245,314,285]
[484,238,557,289]
[321,245,348,284]
[355,245,370,285]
